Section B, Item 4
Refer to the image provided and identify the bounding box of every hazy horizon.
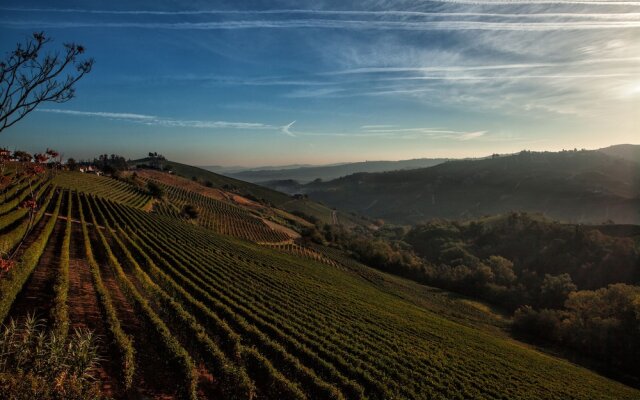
[1,0,638,166]
[0,140,636,169]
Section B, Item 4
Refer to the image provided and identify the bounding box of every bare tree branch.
[0,32,94,133]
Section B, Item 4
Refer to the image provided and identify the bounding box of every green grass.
[313,244,509,335]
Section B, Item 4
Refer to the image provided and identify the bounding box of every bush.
[146,181,164,199]
[512,306,562,342]
[181,204,199,219]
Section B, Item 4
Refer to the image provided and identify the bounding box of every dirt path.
[45,212,108,230]
[258,239,295,246]
[261,218,301,240]
[7,218,65,325]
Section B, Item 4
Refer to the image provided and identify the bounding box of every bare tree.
[0,32,94,133]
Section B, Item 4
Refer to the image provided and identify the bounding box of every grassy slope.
[314,245,509,334]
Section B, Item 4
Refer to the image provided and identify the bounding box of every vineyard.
[147,178,292,244]
[53,172,151,209]
[1,170,639,399]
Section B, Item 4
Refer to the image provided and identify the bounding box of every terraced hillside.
[150,179,292,243]
[131,159,367,227]
[53,172,151,209]
[1,172,638,399]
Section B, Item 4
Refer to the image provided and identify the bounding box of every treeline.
[80,153,169,174]
[404,213,638,309]
[513,284,640,380]
[300,212,640,381]
[92,154,128,173]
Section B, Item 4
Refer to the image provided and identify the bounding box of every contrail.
[282,121,296,137]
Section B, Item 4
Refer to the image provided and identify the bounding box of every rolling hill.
[302,150,640,225]
[599,144,640,165]
[1,166,638,399]
[128,158,366,227]
[225,158,449,184]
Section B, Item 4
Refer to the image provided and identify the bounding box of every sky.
[0,0,638,167]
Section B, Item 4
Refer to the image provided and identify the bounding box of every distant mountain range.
[281,145,640,225]
[220,158,450,183]
[201,163,318,175]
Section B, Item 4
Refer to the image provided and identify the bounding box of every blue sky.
[0,0,638,166]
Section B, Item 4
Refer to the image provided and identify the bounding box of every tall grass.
[0,314,104,399]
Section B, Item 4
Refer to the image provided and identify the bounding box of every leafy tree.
[486,256,517,286]
[539,273,577,309]
[94,154,127,173]
[0,32,93,133]
[513,284,640,377]
[13,150,32,162]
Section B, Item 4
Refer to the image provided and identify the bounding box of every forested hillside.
[304,150,640,224]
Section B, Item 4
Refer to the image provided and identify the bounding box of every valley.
[1,163,637,399]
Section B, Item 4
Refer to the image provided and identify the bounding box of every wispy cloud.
[3,18,640,31]
[360,124,397,129]
[358,126,489,140]
[4,7,640,18]
[8,2,638,154]
[37,109,156,120]
[283,124,494,141]
[37,109,278,130]
[284,87,345,98]
[420,1,640,5]
[458,131,487,140]
[326,56,640,75]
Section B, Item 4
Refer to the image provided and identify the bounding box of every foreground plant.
[0,314,106,399]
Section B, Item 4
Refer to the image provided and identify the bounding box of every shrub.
[181,204,199,219]
[146,181,164,199]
